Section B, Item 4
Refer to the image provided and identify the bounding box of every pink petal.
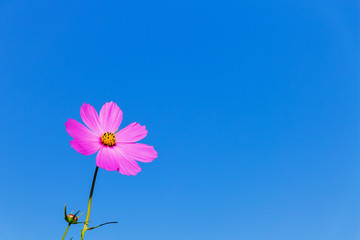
[99,101,123,133]
[115,122,148,143]
[70,139,102,156]
[65,118,98,139]
[117,143,158,163]
[116,147,142,175]
[96,147,120,171]
[80,103,103,136]
[96,147,141,175]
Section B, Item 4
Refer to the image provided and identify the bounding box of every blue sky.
[0,1,359,239]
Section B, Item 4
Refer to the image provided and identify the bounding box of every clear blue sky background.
[0,1,359,240]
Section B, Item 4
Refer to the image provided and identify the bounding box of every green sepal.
[64,204,69,222]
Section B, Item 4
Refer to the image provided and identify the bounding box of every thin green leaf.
[87,222,118,230]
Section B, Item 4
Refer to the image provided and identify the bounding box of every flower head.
[65,102,158,175]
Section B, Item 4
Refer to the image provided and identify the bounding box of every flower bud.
[66,214,78,223]
[64,204,82,224]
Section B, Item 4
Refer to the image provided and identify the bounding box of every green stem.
[81,166,99,240]
[61,223,71,240]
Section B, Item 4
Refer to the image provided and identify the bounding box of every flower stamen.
[101,132,116,147]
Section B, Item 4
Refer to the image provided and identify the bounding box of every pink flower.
[65,102,158,176]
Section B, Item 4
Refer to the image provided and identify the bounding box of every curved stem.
[61,223,71,240]
[81,166,99,240]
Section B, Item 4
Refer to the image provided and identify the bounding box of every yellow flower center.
[101,132,116,147]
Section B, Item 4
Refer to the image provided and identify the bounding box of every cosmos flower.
[65,102,157,175]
